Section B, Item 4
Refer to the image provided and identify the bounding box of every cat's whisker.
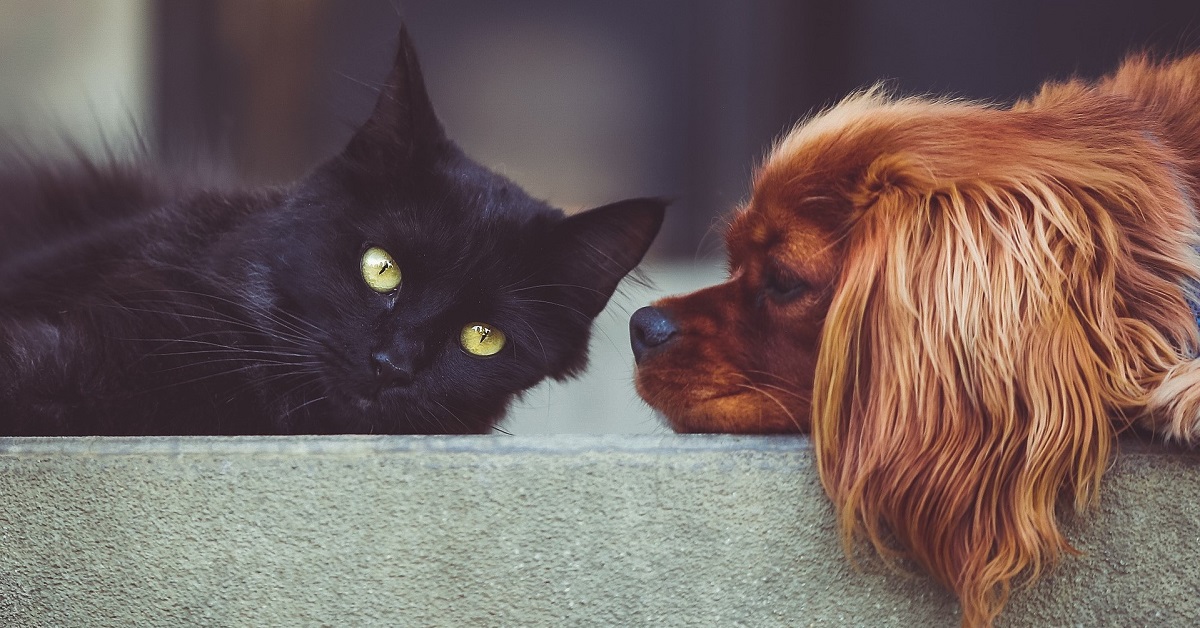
[153,353,318,366]
[431,399,470,434]
[495,271,540,293]
[512,296,625,359]
[508,282,608,297]
[150,345,317,360]
[101,301,313,348]
[112,324,316,368]
[155,358,321,374]
[220,370,320,412]
[174,300,319,346]
[510,313,550,369]
[509,298,590,321]
[133,362,283,394]
[284,394,328,419]
[407,403,441,434]
[123,334,310,353]
[273,371,324,401]
[108,328,276,370]
[130,286,325,339]
[230,294,325,337]
[225,369,320,401]
[226,373,321,408]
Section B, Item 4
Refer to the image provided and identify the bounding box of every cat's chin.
[321,387,487,434]
[347,393,376,413]
[329,388,397,416]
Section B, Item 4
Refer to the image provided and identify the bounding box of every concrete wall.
[1,435,1197,627]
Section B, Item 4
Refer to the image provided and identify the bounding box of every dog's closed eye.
[763,264,812,303]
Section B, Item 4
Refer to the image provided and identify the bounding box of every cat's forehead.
[355,189,552,279]
[440,153,556,218]
[313,140,564,281]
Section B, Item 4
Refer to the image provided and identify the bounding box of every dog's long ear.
[810,150,1199,626]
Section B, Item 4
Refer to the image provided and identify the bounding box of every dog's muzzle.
[630,306,679,363]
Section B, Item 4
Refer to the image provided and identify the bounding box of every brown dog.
[632,55,1200,627]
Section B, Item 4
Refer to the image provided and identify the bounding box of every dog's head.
[634,85,1200,625]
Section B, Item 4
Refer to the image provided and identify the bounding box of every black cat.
[0,27,665,436]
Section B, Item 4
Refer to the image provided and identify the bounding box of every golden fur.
[634,55,1200,626]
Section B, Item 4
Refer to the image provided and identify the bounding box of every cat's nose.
[630,306,679,363]
[371,350,414,386]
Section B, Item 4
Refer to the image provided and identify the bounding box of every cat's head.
[241,27,664,434]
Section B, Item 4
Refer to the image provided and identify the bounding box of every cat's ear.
[547,198,667,319]
[341,25,446,166]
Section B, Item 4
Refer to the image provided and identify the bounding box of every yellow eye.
[361,246,401,293]
[460,322,506,357]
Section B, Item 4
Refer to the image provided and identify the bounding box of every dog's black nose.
[630,306,679,363]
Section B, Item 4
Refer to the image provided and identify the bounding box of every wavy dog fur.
[634,55,1200,626]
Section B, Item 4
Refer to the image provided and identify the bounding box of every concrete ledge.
[1,435,1197,627]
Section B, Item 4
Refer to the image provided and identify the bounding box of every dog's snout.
[630,306,679,363]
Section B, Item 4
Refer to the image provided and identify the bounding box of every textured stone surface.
[0,435,1196,627]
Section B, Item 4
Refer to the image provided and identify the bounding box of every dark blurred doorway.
[154,0,1200,258]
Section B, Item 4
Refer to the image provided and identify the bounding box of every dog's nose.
[630,306,679,363]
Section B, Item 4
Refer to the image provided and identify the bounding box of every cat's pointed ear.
[547,198,667,319]
[341,25,446,166]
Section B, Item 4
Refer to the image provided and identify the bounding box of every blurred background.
[2,0,1199,433]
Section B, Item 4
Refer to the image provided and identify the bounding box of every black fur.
[0,27,665,435]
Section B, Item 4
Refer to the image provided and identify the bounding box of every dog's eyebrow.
[767,231,842,284]
[733,206,778,244]
[723,212,763,259]
[764,256,796,276]
[765,253,814,284]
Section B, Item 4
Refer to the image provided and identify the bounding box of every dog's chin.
[635,364,808,434]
